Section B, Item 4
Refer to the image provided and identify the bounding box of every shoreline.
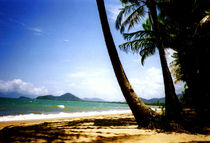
[0,106,161,123]
[0,112,132,130]
[0,109,131,123]
[0,113,209,143]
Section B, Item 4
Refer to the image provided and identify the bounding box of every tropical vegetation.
[97,0,209,130]
[115,3,181,120]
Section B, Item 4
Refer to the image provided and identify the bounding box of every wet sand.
[0,113,209,143]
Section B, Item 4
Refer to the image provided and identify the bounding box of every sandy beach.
[0,113,209,143]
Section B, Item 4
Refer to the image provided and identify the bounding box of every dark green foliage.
[158,0,210,123]
[145,102,165,107]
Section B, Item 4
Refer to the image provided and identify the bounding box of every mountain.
[140,97,165,103]
[36,95,56,100]
[59,93,82,101]
[0,92,33,99]
[140,94,182,103]
[83,97,105,102]
[36,93,82,101]
[18,96,31,100]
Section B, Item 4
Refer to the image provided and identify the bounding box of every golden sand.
[0,113,209,143]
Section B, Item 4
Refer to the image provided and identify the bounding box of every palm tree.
[96,0,157,127]
[116,0,181,119]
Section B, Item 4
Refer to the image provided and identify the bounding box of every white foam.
[57,105,65,109]
[151,107,162,111]
[0,110,131,122]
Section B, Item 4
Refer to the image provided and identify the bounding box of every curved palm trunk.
[96,0,157,127]
[158,45,182,119]
[147,0,181,119]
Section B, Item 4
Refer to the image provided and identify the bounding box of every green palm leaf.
[139,46,156,65]
[116,4,145,33]
[123,30,152,40]
[116,4,137,30]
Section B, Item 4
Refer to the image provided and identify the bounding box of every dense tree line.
[158,0,210,124]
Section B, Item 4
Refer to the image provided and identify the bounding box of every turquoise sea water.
[0,97,130,121]
[0,98,161,122]
[0,98,129,116]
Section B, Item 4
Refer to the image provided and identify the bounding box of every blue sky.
[0,0,184,101]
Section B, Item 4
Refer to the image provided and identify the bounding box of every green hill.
[36,93,82,101]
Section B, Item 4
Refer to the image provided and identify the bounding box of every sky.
[0,0,184,101]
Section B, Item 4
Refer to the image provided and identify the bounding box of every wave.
[0,110,131,122]
[57,105,65,109]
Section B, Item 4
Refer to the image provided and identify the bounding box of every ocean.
[0,97,131,122]
[0,97,161,122]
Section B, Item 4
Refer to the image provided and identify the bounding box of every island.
[36,93,82,101]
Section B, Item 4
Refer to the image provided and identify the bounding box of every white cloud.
[1,14,44,35]
[64,39,69,42]
[0,79,48,96]
[130,67,184,99]
[130,67,164,99]
[66,66,184,101]
[67,69,122,101]
[28,27,44,35]
[68,72,86,78]
[28,27,43,33]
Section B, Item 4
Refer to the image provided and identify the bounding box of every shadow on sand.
[0,118,137,143]
[0,113,209,143]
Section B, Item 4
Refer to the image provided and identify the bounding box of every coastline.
[0,112,131,130]
[0,109,132,122]
[0,113,209,143]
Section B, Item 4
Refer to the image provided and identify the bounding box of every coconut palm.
[96,0,157,127]
[116,0,181,119]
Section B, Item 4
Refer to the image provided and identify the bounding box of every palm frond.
[127,13,140,32]
[139,46,156,65]
[194,11,210,35]
[127,6,145,32]
[169,51,184,83]
[200,13,210,27]
[120,5,145,33]
[119,36,155,53]
[115,4,137,30]
[123,30,152,40]
[119,39,143,53]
